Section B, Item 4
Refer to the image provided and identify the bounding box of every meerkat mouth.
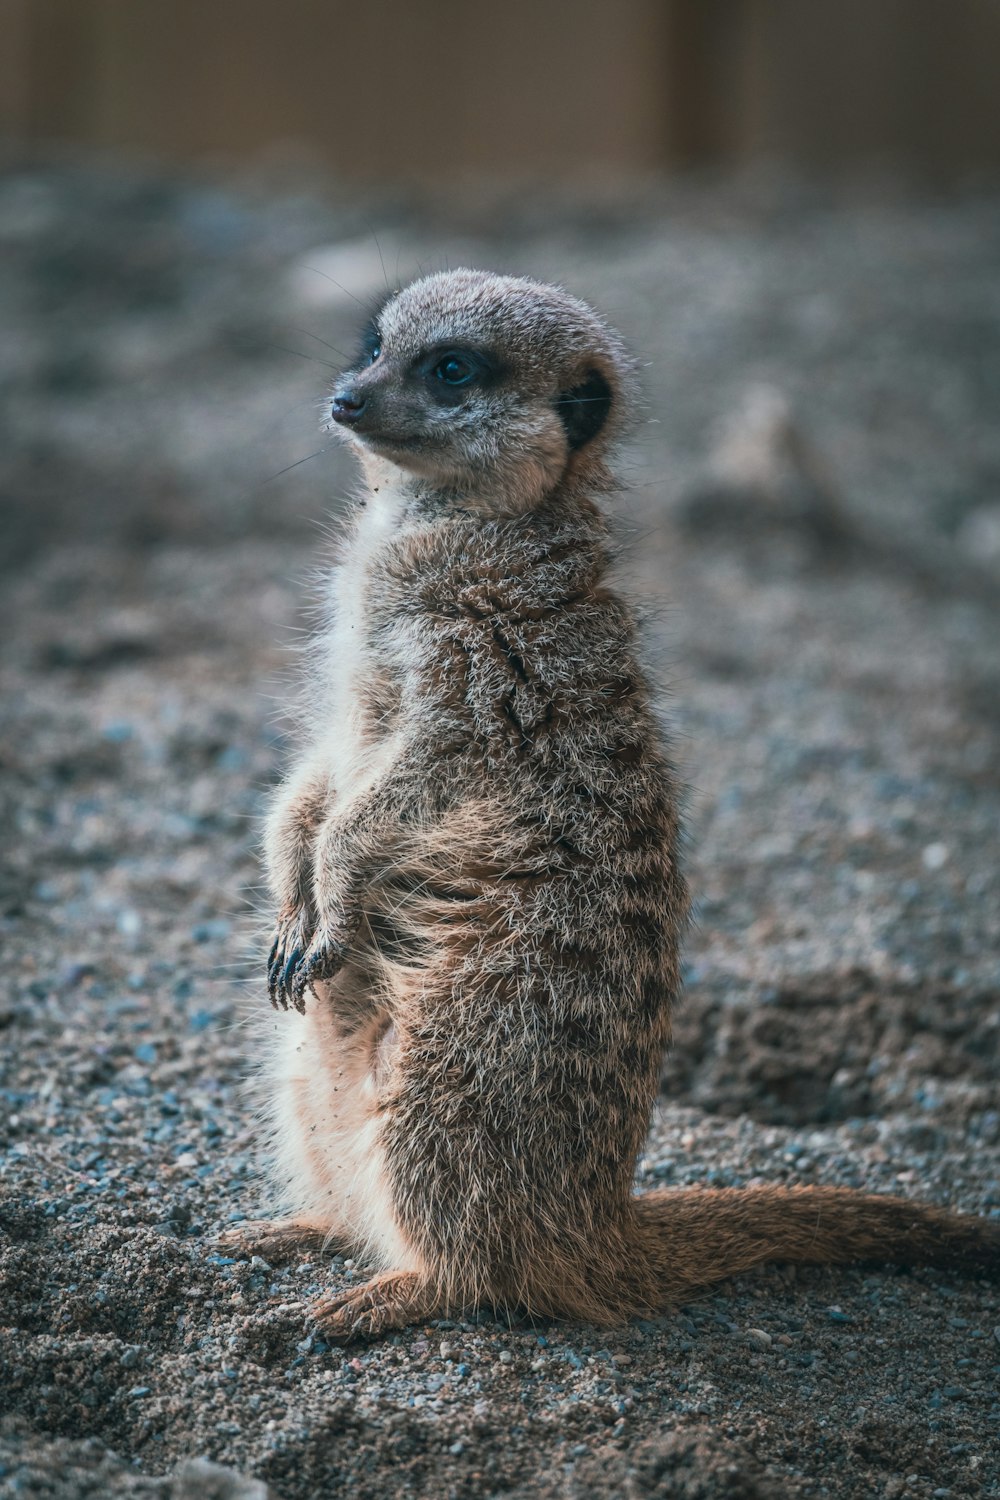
[347,428,452,463]
[356,431,425,451]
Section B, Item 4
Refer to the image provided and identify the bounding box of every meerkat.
[230,269,998,1341]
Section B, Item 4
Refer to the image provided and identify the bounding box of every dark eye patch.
[415,346,502,405]
[556,368,613,451]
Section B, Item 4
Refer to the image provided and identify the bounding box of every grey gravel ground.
[1,159,999,1499]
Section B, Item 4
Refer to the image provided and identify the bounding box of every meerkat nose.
[331,390,368,424]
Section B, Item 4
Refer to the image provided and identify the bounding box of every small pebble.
[117,908,142,939]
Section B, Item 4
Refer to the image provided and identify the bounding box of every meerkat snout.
[325,267,634,506]
[330,388,367,425]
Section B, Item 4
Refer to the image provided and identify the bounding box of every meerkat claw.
[267,947,293,1009]
[290,932,348,1006]
[267,911,314,1008]
[279,945,303,994]
[312,1272,438,1343]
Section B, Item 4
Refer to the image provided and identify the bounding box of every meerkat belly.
[266,970,422,1271]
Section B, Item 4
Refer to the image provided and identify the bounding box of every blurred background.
[4,0,1000,563]
[2,9,1000,1490]
[6,0,1000,181]
[2,0,1000,1192]
[2,0,1000,1040]
[3,0,1000,564]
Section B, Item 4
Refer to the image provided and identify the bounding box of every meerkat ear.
[557,368,613,451]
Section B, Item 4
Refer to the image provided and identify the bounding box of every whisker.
[366,225,391,295]
[553,396,612,407]
[301,264,367,309]
[259,444,338,485]
[289,326,351,362]
[261,394,335,441]
[236,336,340,371]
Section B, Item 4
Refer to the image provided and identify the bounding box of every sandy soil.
[1,160,998,1498]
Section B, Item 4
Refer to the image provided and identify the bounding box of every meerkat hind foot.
[217,1217,343,1265]
[312,1271,442,1343]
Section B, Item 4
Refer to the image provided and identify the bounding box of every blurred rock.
[172,1458,272,1499]
[956,502,1000,572]
[675,383,857,563]
[286,237,399,309]
[0,1424,273,1498]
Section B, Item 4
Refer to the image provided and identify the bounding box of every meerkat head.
[326,269,635,511]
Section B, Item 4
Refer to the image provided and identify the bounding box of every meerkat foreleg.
[285,751,438,1007]
[264,761,331,1009]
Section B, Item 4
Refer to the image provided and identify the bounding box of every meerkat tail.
[631,1185,1000,1305]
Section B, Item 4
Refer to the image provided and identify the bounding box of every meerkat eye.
[433,354,474,386]
[369,344,381,364]
[419,346,497,401]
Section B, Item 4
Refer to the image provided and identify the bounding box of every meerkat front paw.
[267,908,315,1011]
[312,1271,441,1343]
[288,917,358,1007]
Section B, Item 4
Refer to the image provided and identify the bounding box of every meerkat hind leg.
[312,1271,443,1343]
[218,1216,346,1265]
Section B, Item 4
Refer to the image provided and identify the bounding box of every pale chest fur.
[317,478,409,809]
